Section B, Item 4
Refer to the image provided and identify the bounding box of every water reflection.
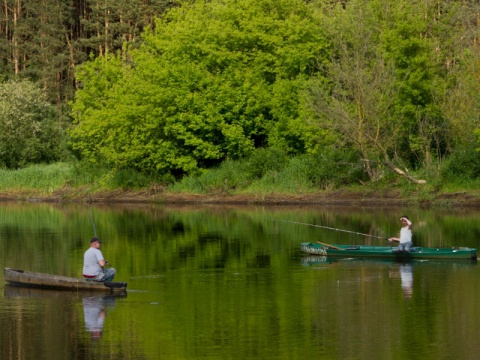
[399,263,413,299]
[4,285,123,342]
[83,296,109,340]
[300,255,336,267]
[302,255,415,298]
[388,262,414,299]
[3,204,480,360]
[4,284,94,299]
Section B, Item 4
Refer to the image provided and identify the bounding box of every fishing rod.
[89,209,112,267]
[89,209,98,238]
[273,219,388,240]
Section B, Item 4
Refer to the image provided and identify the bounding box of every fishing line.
[272,219,388,240]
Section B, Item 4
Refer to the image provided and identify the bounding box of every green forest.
[1,0,480,197]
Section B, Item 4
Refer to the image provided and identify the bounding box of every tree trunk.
[383,157,427,185]
[13,0,19,75]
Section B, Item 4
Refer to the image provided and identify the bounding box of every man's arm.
[95,251,106,267]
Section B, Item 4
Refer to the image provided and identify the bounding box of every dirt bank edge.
[1,187,480,207]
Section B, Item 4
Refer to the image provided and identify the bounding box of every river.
[1,202,480,360]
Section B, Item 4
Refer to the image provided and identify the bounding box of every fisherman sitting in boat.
[83,237,116,281]
[388,216,413,252]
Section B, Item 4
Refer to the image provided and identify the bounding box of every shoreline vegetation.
[1,163,480,207]
[2,1,480,210]
[2,187,480,208]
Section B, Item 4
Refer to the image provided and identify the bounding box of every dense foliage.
[308,0,480,183]
[1,0,480,191]
[70,0,329,179]
[0,81,65,168]
[0,0,175,104]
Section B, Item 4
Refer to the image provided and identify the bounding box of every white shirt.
[399,226,412,244]
[83,247,104,276]
[83,297,105,332]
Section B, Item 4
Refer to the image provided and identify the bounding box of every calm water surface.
[1,203,480,360]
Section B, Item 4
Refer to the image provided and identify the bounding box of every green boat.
[300,242,477,261]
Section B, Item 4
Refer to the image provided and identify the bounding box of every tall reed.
[0,163,72,192]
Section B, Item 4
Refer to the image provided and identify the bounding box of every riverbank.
[2,186,480,208]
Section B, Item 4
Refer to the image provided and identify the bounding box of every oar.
[316,241,344,250]
[273,219,388,240]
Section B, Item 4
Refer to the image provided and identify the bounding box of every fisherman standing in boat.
[83,237,116,281]
[388,216,413,252]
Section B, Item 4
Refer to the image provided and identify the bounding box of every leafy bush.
[171,159,253,194]
[70,160,167,190]
[70,0,329,178]
[246,148,290,179]
[109,168,157,190]
[302,149,367,188]
[69,160,106,186]
[172,147,367,194]
[0,80,65,169]
[440,144,480,182]
[247,155,315,193]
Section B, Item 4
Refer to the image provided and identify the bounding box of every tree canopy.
[308,0,480,183]
[70,0,330,178]
[0,0,174,105]
[1,0,480,187]
[0,80,64,168]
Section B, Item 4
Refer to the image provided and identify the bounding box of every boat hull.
[300,243,477,260]
[4,268,127,294]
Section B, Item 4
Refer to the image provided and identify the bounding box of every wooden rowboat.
[4,268,127,294]
[300,242,477,261]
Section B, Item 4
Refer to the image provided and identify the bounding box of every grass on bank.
[0,156,367,197]
[0,161,162,196]
[2,145,480,200]
[170,148,368,195]
[0,163,73,193]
